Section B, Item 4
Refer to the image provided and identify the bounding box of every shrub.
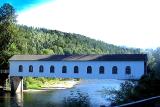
[63,89,90,107]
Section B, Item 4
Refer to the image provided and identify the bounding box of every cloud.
[17,0,160,49]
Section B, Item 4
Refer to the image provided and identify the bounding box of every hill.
[0,24,142,68]
[12,25,141,55]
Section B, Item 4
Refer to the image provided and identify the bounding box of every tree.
[0,3,17,68]
[104,81,136,106]
[40,49,54,55]
[0,3,17,50]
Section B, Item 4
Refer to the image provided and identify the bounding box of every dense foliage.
[103,81,136,106]
[14,25,141,55]
[63,90,90,107]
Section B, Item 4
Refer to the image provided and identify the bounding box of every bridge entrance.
[0,70,9,91]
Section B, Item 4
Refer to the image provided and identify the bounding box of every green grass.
[27,84,41,89]
[24,77,78,89]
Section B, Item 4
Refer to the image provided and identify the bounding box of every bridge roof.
[9,54,147,61]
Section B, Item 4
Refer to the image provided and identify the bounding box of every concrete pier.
[10,76,23,94]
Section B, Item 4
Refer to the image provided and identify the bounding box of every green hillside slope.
[13,25,141,55]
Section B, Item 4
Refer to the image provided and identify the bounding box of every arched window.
[112,66,117,74]
[50,65,55,73]
[87,66,92,74]
[19,65,23,72]
[99,66,104,74]
[126,66,131,74]
[62,66,67,73]
[29,65,33,72]
[39,65,44,72]
[74,66,79,73]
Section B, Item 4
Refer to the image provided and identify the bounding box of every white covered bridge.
[9,54,147,93]
[9,54,147,79]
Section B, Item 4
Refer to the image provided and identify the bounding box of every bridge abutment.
[10,76,23,94]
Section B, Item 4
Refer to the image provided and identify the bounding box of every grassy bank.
[24,77,79,89]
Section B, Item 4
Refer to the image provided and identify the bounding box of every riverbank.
[24,79,79,92]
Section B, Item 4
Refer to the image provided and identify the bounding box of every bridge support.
[10,76,23,94]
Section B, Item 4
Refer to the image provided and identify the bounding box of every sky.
[1,0,160,49]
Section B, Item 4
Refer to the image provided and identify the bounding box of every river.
[0,79,123,107]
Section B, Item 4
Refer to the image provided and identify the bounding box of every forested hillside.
[13,25,141,55]
[0,3,142,69]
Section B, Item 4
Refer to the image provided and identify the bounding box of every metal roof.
[9,54,147,61]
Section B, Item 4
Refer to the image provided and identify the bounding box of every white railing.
[117,96,160,107]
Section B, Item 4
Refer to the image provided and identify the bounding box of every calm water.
[0,79,123,107]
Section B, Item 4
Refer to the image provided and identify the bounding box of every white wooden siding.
[9,61,144,79]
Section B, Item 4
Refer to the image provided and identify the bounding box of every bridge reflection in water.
[0,92,23,107]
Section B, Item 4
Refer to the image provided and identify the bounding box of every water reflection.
[1,89,91,107]
[0,79,123,107]
[15,93,23,107]
[0,92,23,107]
